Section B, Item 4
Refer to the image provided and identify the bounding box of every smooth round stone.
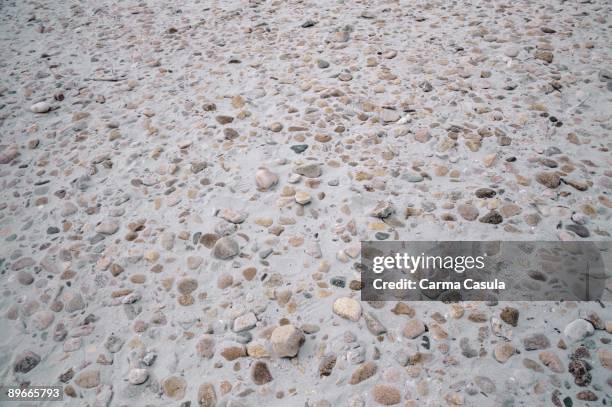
[564,319,594,342]
[128,368,149,385]
[212,237,240,259]
[30,102,51,113]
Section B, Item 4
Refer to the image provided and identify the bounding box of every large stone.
[251,361,273,385]
[349,361,377,385]
[564,319,594,342]
[212,237,240,259]
[271,324,305,357]
[198,383,217,407]
[233,312,257,332]
[13,351,40,373]
[403,319,426,339]
[536,172,560,188]
[162,376,187,400]
[493,343,516,363]
[293,163,321,178]
[522,333,550,350]
[75,369,100,388]
[333,297,362,321]
[255,168,279,191]
[372,384,401,405]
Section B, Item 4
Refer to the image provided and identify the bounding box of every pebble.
[479,210,503,224]
[163,376,187,400]
[493,343,516,363]
[75,369,100,388]
[251,361,273,385]
[198,383,217,407]
[255,168,279,191]
[333,297,362,321]
[403,319,426,339]
[271,324,305,357]
[564,319,594,342]
[536,172,561,189]
[13,351,41,373]
[212,236,240,259]
[457,204,479,221]
[349,361,377,385]
[523,334,550,350]
[372,384,401,405]
[30,102,51,113]
[128,368,149,385]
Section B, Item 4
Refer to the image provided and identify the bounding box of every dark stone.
[290,144,309,154]
[475,188,496,198]
[568,359,591,387]
[566,224,589,238]
[251,361,273,385]
[319,354,337,377]
[14,351,41,373]
[479,210,503,224]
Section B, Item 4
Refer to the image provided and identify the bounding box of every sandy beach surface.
[1,0,611,405]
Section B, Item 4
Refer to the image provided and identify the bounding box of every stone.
[523,334,550,350]
[104,333,125,353]
[233,312,257,332]
[479,210,503,224]
[128,368,148,384]
[333,297,362,321]
[564,319,594,342]
[255,168,279,191]
[500,307,519,326]
[391,302,415,317]
[212,236,240,259]
[294,163,321,178]
[163,376,187,400]
[319,354,337,377]
[13,351,40,373]
[349,361,377,385]
[381,108,401,123]
[196,335,215,359]
[458,204,479,221]
[363,312,387,335]
[538,351,564,373]
[251,361,273,385]
[536,172,560,189]
[475,188,496,198]
[403,319,426,339]
[295,190,311,205]
[414,128,431,143]
[566,224,590,238]
[370,201,394,218]
[535,50,553,63]
[177,278,198,294]
[218,208,247,224]
[372,384,401,405]
[271,324,305,357]
[96,220,119,234]
[75,369,100,388]
[30,101,51,113]
[198,383,217,407]
[597,349,612,370]
[493,343,516,363]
